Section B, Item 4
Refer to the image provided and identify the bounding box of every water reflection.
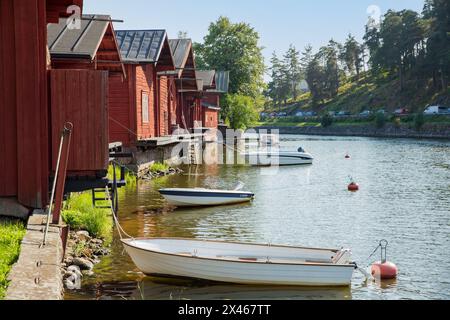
[66,135,450,300]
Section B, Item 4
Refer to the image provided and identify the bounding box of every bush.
[320,114,334,128]
[375,112,386,128]
[414,113,426,131]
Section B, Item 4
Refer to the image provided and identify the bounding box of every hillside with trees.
[264,0,450,116]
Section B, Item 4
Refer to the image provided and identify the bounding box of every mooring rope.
[104,186,134,240]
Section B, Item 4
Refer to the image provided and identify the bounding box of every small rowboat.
[122,238,356,287]
[159,188,254,207]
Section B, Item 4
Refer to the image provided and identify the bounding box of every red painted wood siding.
[203,109,219,128]
[0,0,83,208]
[136,65,155,139]
[159,76,170,136]
[0,0,18,197]
[109,65,135,146]
[50,69,109,175]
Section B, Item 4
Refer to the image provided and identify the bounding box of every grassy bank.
[62,192,113,244]
[0,219,26,299]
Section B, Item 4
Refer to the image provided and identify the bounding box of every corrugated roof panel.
[116,30,167,63]
[214,71,230,93]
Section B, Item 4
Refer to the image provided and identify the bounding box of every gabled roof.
[196,70,216,90]
[47,14,125,74]
[115,30,174,67]
[209,71,230,93]
[169,39,192,71]
[48,14,110,59]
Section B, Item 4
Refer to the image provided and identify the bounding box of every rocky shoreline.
[62,230,111,290]
[140,166,184,181]
[255,123,450,140]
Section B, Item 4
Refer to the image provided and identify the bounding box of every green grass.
[150,162,169,173]
[0,220,26,300]
[108,165,137,188]
[62,192,113,244]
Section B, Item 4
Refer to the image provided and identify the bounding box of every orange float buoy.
[371,261,398,280]
[369,240,398,280]
[348,182,359,192]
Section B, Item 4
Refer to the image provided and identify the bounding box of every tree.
[195,16,265,99]
[225,94,260,130]
[342,34,363,79]
[283,45,302,99]
[266,52,290,107]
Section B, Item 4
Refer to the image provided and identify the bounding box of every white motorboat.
[159,187,255,207]
[122,238,356,287]
[243,147,314,166]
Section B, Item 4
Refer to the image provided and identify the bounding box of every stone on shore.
[71,258,94,271]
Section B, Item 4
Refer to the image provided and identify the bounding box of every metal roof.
[169,39,192,70]
[212,71,230,93]
[196,70,216,88]
[115,30,168,63]
[47,14,111,59]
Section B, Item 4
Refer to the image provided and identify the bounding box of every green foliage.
[225,94,260,130]
[414,113,426,130]
[108,165,136,188]
[62,192,112,243]
[321,114,334,128]
[150,162,169,173]
[0,220,26,299]
[375,112,387,128]
[195,16,265,99]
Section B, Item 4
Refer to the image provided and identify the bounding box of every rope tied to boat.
[104,186,134,241]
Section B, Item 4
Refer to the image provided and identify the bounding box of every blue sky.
[84,0,424,64]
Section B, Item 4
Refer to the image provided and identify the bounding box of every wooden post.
[52,123,73,224]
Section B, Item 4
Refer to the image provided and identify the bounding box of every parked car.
[424,105,450,115]
[359,110,372,117]
[305,111,317,117]
[295,111,306,117]
[337,111,351,117]
[276,112,288,118]
[394,108,409,115]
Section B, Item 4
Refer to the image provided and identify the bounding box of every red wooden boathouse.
[201,71,230,129]
[167,39,200,132]
[109,30,176,147]
[47,14,125,180]
[0,0,84,210]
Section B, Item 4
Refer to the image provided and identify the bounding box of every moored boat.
[159,188,255,207]
[243,147,314,166]
[122,238,356,287]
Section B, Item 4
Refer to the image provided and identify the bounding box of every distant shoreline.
[254,124,450,140]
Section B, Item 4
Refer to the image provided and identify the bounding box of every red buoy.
[371,261,398,280]
[348,182,359,192]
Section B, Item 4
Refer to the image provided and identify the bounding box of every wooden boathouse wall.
[0,0,83,209]
[50,69,109,176]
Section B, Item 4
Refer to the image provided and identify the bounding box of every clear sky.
[84,0,425,64]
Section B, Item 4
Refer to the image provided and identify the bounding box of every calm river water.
[66,135,450,300]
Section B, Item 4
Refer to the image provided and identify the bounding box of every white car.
[424,106,449,115]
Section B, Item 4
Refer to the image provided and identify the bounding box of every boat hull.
[159,189,254,207]
[122,239,355,287]
[245,152,314,166]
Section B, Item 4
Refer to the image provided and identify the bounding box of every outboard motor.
[298,147,305,153]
